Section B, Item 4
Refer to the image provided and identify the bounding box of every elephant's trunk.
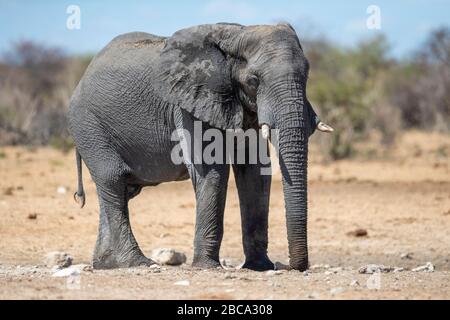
[260,82,309,271]
[277,124,308,271]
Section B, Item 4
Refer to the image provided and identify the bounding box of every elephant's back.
[71,32,166,112]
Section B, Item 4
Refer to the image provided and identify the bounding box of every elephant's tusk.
[261,124,270,140]
[317,121,334,133]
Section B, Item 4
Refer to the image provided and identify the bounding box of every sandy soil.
[0,131,449,299]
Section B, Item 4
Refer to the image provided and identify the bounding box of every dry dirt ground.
[0,131,449,300]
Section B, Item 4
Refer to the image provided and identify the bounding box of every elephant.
[68,23,333,271]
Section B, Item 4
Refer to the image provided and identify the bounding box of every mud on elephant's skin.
[68,23,333,271]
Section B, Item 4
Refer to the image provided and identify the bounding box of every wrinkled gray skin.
[68,23,324,271]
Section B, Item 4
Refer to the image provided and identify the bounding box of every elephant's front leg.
[191,164,230,269]
[233,162,274,271]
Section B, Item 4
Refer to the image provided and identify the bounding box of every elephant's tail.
[73,148,86,208]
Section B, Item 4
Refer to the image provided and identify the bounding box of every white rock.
[174,280,190,286]
[350,280,360,287]
[412,262,434,272]
[44,252,73,268]
[393,267,405,273]
[151,248,186,266]
[56,186,67,194]
[265,270,283,276]
[149,264,161,273]
[221,258,242,269]
[224,272,235,279]
[400,253,413,260]
[52,266,80,277]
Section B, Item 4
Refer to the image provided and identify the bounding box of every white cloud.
[202,0,257,21]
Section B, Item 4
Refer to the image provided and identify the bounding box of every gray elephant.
[68,23,333,271]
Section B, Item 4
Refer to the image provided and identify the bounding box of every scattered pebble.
[359,264,399,274]
[44,251,73,268]
[56,186,67,194]
[149,264,161,273]
[309,264,330,271]
[224,272,236,280]
[27,213,37,220]
[52,266,80,277]
[412,262,434,273]
[3,187,14,196]
[400,253,413,260]
[73,264,93,272]
[151,248,186,266]
[347,228,368,237]
[350,280,360,287]
[307,292,320,299]
[265,270,283,276]
[393,267,405,273]
[221,258,234,268]
[174,280,190,286]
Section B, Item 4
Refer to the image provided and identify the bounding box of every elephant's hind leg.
[91,161,154,269]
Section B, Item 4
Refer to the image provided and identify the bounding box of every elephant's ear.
[159,27,243,130]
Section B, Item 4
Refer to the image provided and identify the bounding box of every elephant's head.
[162,23,333,270]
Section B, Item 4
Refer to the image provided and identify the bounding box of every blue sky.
[0,0,449,57]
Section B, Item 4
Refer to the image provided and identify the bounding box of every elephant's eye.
[246,75,259,92]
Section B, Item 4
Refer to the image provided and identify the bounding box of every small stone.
[307,292,320,299]
[324,271,333,275]
[75,264,93,272]
[265,270,283,276]
[174,280,190,286]
[330,287,344,295]
[151,248,186,266]
[359,264,395,274]
[27,213,37,220]
[224,272,235,279]
[52,266,80,277]
[56,186,67,194]
[350,280,360,287]
[44,252,73,268]
[400,253,413,260]
[412,262,434,272]
[393,267,405,273]
[347,228,368,237]
[310,264,330,271]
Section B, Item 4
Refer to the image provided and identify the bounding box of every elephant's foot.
[192,256,222,269]
[93,247,156,270]
[241,256,275,271]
